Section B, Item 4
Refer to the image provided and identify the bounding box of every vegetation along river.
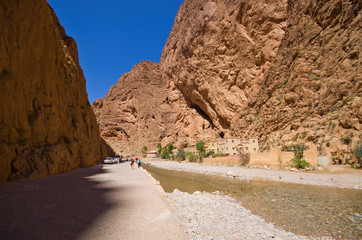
[144,164,362,239]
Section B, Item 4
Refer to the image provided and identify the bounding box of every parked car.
[103,157,115,164]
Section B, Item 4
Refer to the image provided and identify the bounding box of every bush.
[176,149,186,161]
[290,144,310,169]
[353,143,362,165]
[239,153,250,166]
[212,153,226,158]
[141,146,148,157]
[185,152,196,162]
[291,158,311,169]
[205,151,214,158]
[341,136,352,145]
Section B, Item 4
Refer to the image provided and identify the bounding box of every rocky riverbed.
[167,190,333,240]
[148,161,362,189]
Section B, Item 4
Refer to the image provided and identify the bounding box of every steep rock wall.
[160,0,289,132]
[232,0,361,163]
[0,0,113,183]
[93,61,212,155]
[160,0,361,163]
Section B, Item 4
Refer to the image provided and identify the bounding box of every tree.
[196,141,206,162]
[176,148,186,161]
[160,147,170,159]
[353,142,362,166]
[156,142,162,156]
[167,143,174,154]
[290,144,310,169]
[141,146,148,157]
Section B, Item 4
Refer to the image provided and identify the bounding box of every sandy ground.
[0,162,188,240]
[148,161,362,189]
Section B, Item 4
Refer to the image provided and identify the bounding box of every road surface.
[0,162,188,240]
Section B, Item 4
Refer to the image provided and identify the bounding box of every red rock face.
[0,1,113,183]
[161,0,289,132]
[231,0,361,163]
[92,61,213,155]
[96,0,361,163]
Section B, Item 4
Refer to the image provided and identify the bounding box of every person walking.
[137,159,141,168]
[130,158,135,169]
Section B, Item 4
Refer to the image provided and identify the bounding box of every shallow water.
[144,164,362,239]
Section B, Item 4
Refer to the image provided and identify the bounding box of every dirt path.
[0,162,188,240]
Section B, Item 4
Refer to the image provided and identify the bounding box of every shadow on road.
[0,165,121,240]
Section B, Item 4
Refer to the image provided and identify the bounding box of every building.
[146,150,157,158]
[215,137,259,155]
[206,141,217,153]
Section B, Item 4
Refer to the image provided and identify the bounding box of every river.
[144,164,362,239]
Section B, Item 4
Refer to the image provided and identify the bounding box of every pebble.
[167,191,330,240]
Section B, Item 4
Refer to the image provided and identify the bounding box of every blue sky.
[48,0,184,103]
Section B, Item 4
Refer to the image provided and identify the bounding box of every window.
[254,148,256,151]
[253,140,255,143]
[232,140,234,143]
[232,147,235,150]
[246,147,248,150]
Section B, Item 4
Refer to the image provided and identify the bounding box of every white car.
[103,157,114,164]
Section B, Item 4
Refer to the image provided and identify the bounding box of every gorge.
[94,0,361,165]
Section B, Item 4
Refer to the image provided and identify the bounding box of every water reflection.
[144,164,362,239]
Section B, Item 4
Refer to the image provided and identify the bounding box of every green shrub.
[185,152,196,162]
[156,142,162,156]
[353,143,362,165]
[212,153,226,158]
[290,144,310,169]
[176,149,186,161]
[341,136,352,145]
[205,151,214,158]
[141,146,148,157]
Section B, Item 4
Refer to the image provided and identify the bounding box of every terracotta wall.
[203,155,240,165]
[250,147,319,166]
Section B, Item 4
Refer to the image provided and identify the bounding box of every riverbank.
[147,161,362,189]
[167,189,334,240]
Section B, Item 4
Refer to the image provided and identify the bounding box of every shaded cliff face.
[92,61,213,155]
[0,0,113,183]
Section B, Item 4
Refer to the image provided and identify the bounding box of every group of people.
[129,158,141,169]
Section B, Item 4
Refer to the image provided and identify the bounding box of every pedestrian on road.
[130,158,135,169]
[137,159,141,168]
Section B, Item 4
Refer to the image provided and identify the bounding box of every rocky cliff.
[95,0,360,163]
[0,0,113,183]
[231,0,361,163]
[93,61,212,155]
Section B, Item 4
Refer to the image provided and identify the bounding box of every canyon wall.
[95,0,360,163]
[0,0,113,183]
[93,61,212,155]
